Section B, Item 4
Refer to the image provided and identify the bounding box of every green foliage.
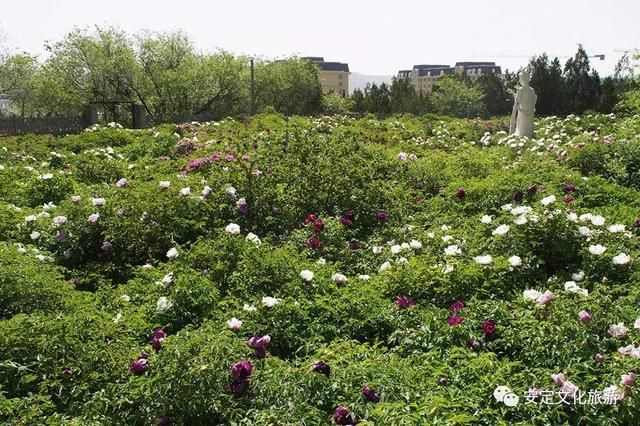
[0,113,640,424]
[430,76,486,118]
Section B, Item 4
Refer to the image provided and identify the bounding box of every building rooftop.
[303,57,349,72]
[455,61,497,67]
[417,67,455,76]
[413,64,450,70]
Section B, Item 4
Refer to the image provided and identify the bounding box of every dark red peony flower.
[481,319,497,336]
[362,386,380,403]
[564,184,576,192]
[447,315,464,326]
[513,190,524,203]
[450,300,465,312]
[306,235,324,249]
[311,361,331,377]
[563,195,575,203]
[455,187,466,199]
[313,218,325,233]
[395,295,415,309]
[348,240,362,250]
[528,184,538,194]
[333,406,358,425]
[376,210,388,222]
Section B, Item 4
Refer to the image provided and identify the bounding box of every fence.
[0,116,87,137]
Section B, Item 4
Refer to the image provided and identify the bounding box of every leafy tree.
[528,54,565,116]
[430,76,485,118]
[0,53,40,117]
[389,77,422,114]
[255,58,322,115]
[350,89,365,113]
[321,92,353,115]
[563,45,601,114]
[363,83,391,115]
[475,73,511,116]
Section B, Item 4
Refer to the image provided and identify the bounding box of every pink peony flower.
[621,373,637,387]
[578,310,592,323]
[395,296,415,309]
[447,315,464,326]
[551,373,566,386]
[536,290,554,306]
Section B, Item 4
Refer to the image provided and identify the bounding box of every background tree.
[430,76,485,118]
[528,54,565,116]
[321,92,354,115]
[389,77,422,114]
[475,73,511,116]
[563,44,601,114]
[254,58,322,115]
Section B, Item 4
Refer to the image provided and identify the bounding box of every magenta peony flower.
[578,310,592,323]
[564,184,576,192]
[305,213,317,224]
[230,359,253,381]
[621,373,637,387]
[306,235,323,249]
[311,361,331,377]
[447,315,464,326]
[225,154,235,162]
[481,319,497,336]
[333,406,358,425]
[229,359,253,395]
[376,210,388,222]
[236,197,248,214]
[395,296,415,309]
[551,373,566,386]
[245,335,271,359]
[130,358,148,375]
[450,300,465,312]
[362,386,380,403]
[187,160,202,170]
[312,218,325,233]
[455,187,466,199]
[140,351,150,359]
[563,195,575,203]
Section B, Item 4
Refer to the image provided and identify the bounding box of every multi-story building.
[398,61,502,94]
[303,57,350,97]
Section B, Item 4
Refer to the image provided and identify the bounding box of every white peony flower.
[227,317,243,330]
[243,303,257,312]
[91,197,105,207]
[379,261,392,272]
[579,213,593,222]
[589,244,607,255]
[523,289,543,301]
[332,273,347,284]
[480,215,493,224]
[567,212,578,222]
[161,272,174,286]
[372,245,383,254]
[179,187,191,197]
[225,223,241,235]
[25,215,37,223]
[166,247,179,260]
[225,186,237,197]
[120,294,130,302]
[142,263,154,270]
[634,318,640,329]
[245,232,261,245]
[511,206,532,216]
[572,271,585,282]
[608,322,629,338]
[300,270,314,281]
[409,240,422,250]
[514,215,528,225]
[441,235,453,243]
[613,253,631,265]
[358,274,371,280]
[444,245,462,256]
[30,231,41,240]
[156,297,173,314]
[391,244,402,255]
[53,216,67,226]
[474,255,493,265]
[508,255,522,267]
[262,296,280,308]
[608,224,625,233]
[590,215,605,226]
[492,224,510,236]
[578,226,591,236]
[158,181,171,190]
[541,195,556,206]
[316,258,326,266]
[441,225,450,231]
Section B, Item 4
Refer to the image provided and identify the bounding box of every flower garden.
[1,113,640,425]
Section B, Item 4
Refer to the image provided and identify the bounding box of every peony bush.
[1,113,640,424]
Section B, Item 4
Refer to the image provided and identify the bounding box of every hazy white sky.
[1,0,638,76]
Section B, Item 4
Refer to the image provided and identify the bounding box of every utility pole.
[250,57,255,116]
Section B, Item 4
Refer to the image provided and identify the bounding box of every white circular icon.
[493,386,512,402]
[503,392,520,407]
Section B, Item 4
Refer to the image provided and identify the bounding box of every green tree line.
[1,27,639,121]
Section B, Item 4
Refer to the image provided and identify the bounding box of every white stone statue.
[509,68,537,138]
